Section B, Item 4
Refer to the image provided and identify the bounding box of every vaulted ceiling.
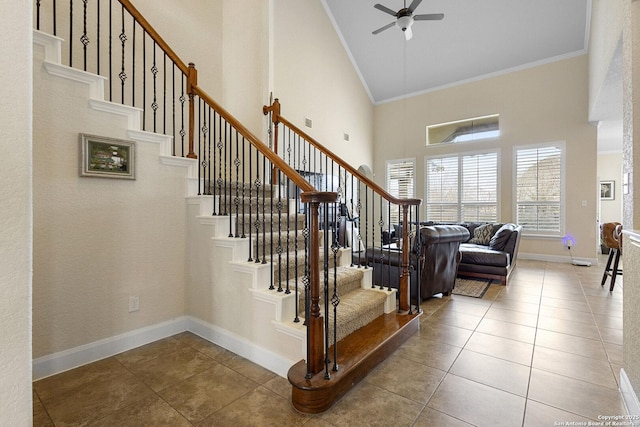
[322,0,590,105]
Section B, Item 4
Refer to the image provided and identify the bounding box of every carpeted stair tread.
[293,267,364,307]
[301,288,388,344]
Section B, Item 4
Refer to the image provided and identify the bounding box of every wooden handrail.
[265,99,421,208]
[192,88,318,194]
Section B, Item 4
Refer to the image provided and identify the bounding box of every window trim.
[512,141,566,237]
[424,148,500,223]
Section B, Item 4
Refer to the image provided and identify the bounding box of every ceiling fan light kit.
[372,0,444,40]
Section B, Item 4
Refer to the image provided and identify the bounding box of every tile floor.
[33,258,628,426]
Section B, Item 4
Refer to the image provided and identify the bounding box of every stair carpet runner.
[217,181,390,345]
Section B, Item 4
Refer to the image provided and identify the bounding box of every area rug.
[452,278,492,298]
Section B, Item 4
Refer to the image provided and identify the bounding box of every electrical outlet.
[128,296,140,312]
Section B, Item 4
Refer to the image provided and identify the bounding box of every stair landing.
[288,311,421,414]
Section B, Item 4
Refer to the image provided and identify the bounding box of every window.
[427,114,500,146]
[425,151,498,222]
[386,158,415,225]
[514,143,564,235]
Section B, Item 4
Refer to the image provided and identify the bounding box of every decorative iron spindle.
[53,0,57,35]
[234,131,241,238]
[323,202,331,380]
[69,0,73,67]
[151,41,159,132]
[81,0,88,71]
[331,202,341,373]
[96,0,100,74]
[119,5,126,103]
[276,177,283,292]
[36,0,41,30]
[108,1,112,101]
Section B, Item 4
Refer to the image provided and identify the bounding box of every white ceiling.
[322,0,590,104]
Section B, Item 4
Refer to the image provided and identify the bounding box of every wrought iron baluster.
[69,0,73,67]
[81,0,88,71]
[96,0,100,75]
[241,136,246,238]
[206,107,212,196]
[163,54,167,135]
[53,0,58,35]
[179,74,186,157]
[331,201,340,373]
[171,65,176,156]
[323,202,331,380]
[197,99,202,195]
[133,22,137,107]
[36,0,41,30]
[247,145,253,262]
[119,4,126,104]
[224,121,229,218]
[234,130,240,238]
[151,41,158,132]
[108,0,112,100]
[276,173,283,292]
[261,155,267,265]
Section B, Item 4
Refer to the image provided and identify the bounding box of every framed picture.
[79,134,135,179]
[600,180,614,200]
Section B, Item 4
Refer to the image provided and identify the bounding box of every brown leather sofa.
[364,225,470,300]
[457,223,523,285]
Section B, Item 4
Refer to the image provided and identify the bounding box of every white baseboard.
[33,317,188,381]
[33,316,296,381]
[186,316,296,378]
[518,252,598,265]
[620,368,640,425]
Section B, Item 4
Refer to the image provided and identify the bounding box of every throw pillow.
[469,223,494,245]
[489,223,515,251]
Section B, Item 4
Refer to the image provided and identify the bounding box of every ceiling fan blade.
[374,4,398,17]
[372,21,396,35]
[414,13,445,21]
[404,26,413,40]
[408,0,423,13]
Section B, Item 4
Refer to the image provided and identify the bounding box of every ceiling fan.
[372,0,444,41]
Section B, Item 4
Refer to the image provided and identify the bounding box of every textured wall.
[32,47,188,357]
[0,0,33,424]
[622,0,640,400]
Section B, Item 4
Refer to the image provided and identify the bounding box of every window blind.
[426,152,497,222]
[515,145,562,234]
[386,158,415,225]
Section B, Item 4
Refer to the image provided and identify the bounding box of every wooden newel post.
[301,191,338,375]
[186,62,198,159]
[399,204,410,312]
[263,99,281,185]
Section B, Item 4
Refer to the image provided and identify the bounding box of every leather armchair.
[365,225,470,300]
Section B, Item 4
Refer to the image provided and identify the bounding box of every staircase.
[33,0,423,414]
[187,181,398,358]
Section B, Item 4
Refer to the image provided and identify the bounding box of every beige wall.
[1,0,33,424]
[32,48,188,357]
[132,0,224,101]
[272,0,375,169]
[374,55,597,260]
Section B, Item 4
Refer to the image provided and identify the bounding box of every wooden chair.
[600,222,623,291]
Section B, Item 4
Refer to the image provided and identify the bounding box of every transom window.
[425,151,498,223]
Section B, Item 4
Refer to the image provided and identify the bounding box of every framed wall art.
[79,134,135,180]
[600,180,614,201]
